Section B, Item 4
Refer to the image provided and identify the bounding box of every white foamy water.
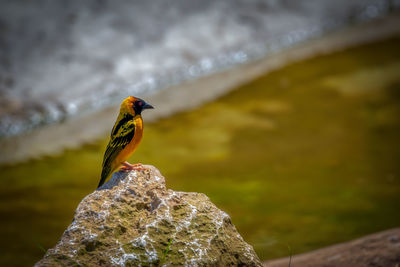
[0,0,398,137]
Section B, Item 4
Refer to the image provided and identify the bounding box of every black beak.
[143,102,154,110]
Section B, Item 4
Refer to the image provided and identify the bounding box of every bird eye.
[138,102,143,106]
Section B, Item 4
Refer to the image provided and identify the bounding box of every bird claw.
[119,162,146,172]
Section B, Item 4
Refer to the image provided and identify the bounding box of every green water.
[1,37,400,266]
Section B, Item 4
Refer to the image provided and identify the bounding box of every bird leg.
[119,161,146,172]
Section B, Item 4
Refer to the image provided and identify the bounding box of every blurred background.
[0,0,400,266]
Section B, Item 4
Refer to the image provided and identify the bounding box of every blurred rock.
[35,165,262,266]
[264,228,400,267]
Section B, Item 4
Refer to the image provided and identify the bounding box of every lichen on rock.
[35,165,262,266]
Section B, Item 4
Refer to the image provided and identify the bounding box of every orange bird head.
[120,96,154,116]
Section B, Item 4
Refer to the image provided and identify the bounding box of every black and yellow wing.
[98,115,136,188]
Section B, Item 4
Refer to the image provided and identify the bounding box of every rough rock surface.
[264,228,400,267]
[36,165,262,266]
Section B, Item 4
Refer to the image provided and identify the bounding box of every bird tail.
[98,166,111,188]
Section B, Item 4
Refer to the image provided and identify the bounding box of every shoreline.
[263,228,400,267]
[1,13,400,165]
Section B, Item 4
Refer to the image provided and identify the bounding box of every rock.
[36,165,262,266]
[263,228,400,267]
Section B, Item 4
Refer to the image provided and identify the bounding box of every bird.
[98,96,154,188]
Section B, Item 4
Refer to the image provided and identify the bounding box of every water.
[0,0,399,137]
[1,36,399,266]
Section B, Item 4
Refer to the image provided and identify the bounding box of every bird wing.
[102,119,136,169]
[98,119,136,188]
